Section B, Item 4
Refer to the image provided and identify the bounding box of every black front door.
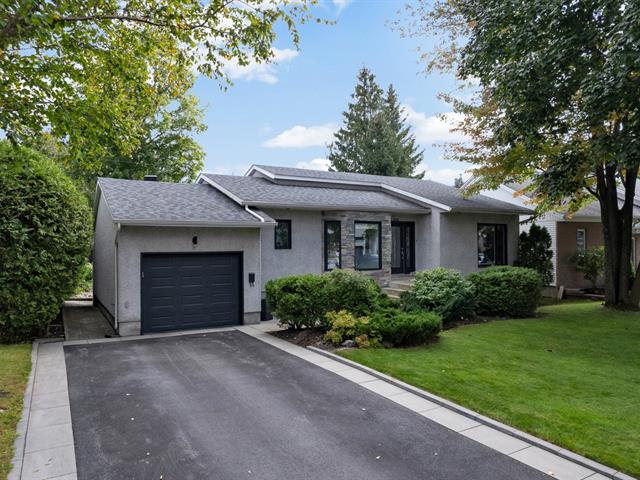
[391,222,415,274]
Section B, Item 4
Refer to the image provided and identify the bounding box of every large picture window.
[324,221,341,270]
[355,221,381,270]
[274,220,291,249]
[478,224,507,267]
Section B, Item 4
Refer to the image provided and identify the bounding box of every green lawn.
[340,301,640,477]
[0,344,31,480]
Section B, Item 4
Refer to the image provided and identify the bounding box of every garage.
[141,252,242,333]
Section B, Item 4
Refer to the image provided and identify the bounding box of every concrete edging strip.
[306,346,634,480]
[8,341,39,480]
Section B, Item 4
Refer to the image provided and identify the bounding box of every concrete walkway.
[9,341,76,480]
[9,322,635,480]
[62,301,115,341]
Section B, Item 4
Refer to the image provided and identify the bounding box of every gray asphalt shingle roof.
[97,178,271,225]
[252,165,532,214]
[202,174,428,211]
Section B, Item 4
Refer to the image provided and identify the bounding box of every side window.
[324,221,341,270]
[478,223,507,267]
[275,220,291,250]
[576,228,586,251]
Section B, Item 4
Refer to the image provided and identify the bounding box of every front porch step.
[388,280,413,290]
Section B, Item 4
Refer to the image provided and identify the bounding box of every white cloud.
[295,158,331,170]
[263,123,337,148]
[223,48,299,84]
[402,104,468,144]
[333,0,353,13]
[421,165,468,186]
[207,163,252,176]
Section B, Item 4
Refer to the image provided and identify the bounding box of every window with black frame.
[355,221,381,270]
[477,224,507,267]
[274,220,291,249]
[324,221,341,270]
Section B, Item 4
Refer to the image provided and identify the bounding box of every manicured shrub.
[265,274,328,330]
[515,223,554,285]
[369,308,441,346]
[403,268,476,325]
[323,269,382,316]
[468,266,542,317]
[323,310,373,345]
[0,142,92,342]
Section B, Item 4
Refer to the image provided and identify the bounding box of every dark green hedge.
[369,308,441,346]
[265,270,383,330]
[0,142,92,342]
[468,266,542,317]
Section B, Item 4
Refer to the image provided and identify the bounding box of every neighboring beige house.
[469,180,640,290]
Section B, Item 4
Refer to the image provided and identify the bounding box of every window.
[355,221,381,270]
[478,224,507,267]
[576,228,586,251]
[274,220,291,249]
[324,221,341,271]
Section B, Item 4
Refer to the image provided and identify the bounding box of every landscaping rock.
[341,339,356,348]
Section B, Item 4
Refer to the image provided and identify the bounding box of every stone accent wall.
[322,211,392,285]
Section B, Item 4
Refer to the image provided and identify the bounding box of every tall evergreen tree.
[329,68,423,177]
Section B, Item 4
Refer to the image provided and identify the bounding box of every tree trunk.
[596,163,639,307]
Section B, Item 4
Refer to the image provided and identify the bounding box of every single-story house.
[93,165,531,336]
[471,180,640,290]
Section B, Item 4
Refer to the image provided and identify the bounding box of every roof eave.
[245,201,430,214]
[114,219,275,228]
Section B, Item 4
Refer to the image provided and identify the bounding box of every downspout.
[114,222,121,330]
[245,205,266,223]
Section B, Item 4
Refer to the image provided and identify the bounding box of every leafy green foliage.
[369,308,441,347]
[468,266,542,317]
[0,143,92,342]
[265,270,383,330]
[403,268,476,324]
[570,247,605,289]
[329,67,423,177]
[399,0,640,306]
[515,224,554,285]
[323,269,382,316]
[1,0,318,175]
[75,262,93,295]
[265,274,328,330]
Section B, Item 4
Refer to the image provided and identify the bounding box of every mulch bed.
[270,328,335,350]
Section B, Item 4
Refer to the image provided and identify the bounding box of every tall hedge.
[0,142,92,342]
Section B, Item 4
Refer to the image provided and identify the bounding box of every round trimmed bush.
[265,274,328,330]
[0,142,92,342]
[403,267,476,325]
[370,308,441,346]
[468,266,543,317]
[323,269,382,316]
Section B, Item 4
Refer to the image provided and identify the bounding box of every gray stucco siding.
[438,212,520,276]
[260,209,323,284]
[116,226,262,336]
[93,192,117,318]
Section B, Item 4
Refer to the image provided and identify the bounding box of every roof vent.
[143,175,158,182]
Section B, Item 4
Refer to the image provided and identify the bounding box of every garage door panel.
[141,253,242,333]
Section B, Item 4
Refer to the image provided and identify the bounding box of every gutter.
[114,222,120,330]
[244,205,267,223]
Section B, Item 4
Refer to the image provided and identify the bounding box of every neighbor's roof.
[96,178,274,226]
[200,174,429,212]
[247,165,532,214]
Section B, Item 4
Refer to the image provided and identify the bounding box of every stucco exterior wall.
[438,212,520,275]
[556,221,604,289]
[116,226,262,336]
[260,209,323,284]
[93,192,117,318]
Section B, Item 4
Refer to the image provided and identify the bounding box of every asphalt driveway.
[65,331,550,480]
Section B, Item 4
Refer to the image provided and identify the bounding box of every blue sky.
[192,0,470,184]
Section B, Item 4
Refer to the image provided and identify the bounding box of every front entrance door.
[391,222,415,274]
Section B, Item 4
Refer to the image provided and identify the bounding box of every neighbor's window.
[477,224,507,267]
[275,220,291,249]
[576,229,586,251]
[324,221,341,271]
[355,221,381,270]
